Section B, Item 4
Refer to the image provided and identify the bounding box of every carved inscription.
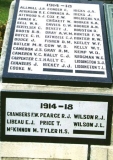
[8,1,107,78]
[6,98,108,139]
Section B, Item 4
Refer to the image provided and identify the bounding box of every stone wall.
[0,1,113,160]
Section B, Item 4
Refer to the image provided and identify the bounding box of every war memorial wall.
[0,0,113,160]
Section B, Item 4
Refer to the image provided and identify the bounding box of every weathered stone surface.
[90,146,108,160]
[104,4,113,73]
[108,146,113,160]
[0,0,15,78]
[111,124,113,145]
[1,142,88,160]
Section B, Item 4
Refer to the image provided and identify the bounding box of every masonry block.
[1,142,88,160]
[90,146,108,160]
[108,147,113,160]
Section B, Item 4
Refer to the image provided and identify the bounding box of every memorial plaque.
[2,0,112,86]
[1,91,112,145]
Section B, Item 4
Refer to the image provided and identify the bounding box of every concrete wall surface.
[0,1,113,160]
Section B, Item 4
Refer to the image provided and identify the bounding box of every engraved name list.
[8,1,107,78]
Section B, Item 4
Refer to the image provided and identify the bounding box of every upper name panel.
[2,0,112,86]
